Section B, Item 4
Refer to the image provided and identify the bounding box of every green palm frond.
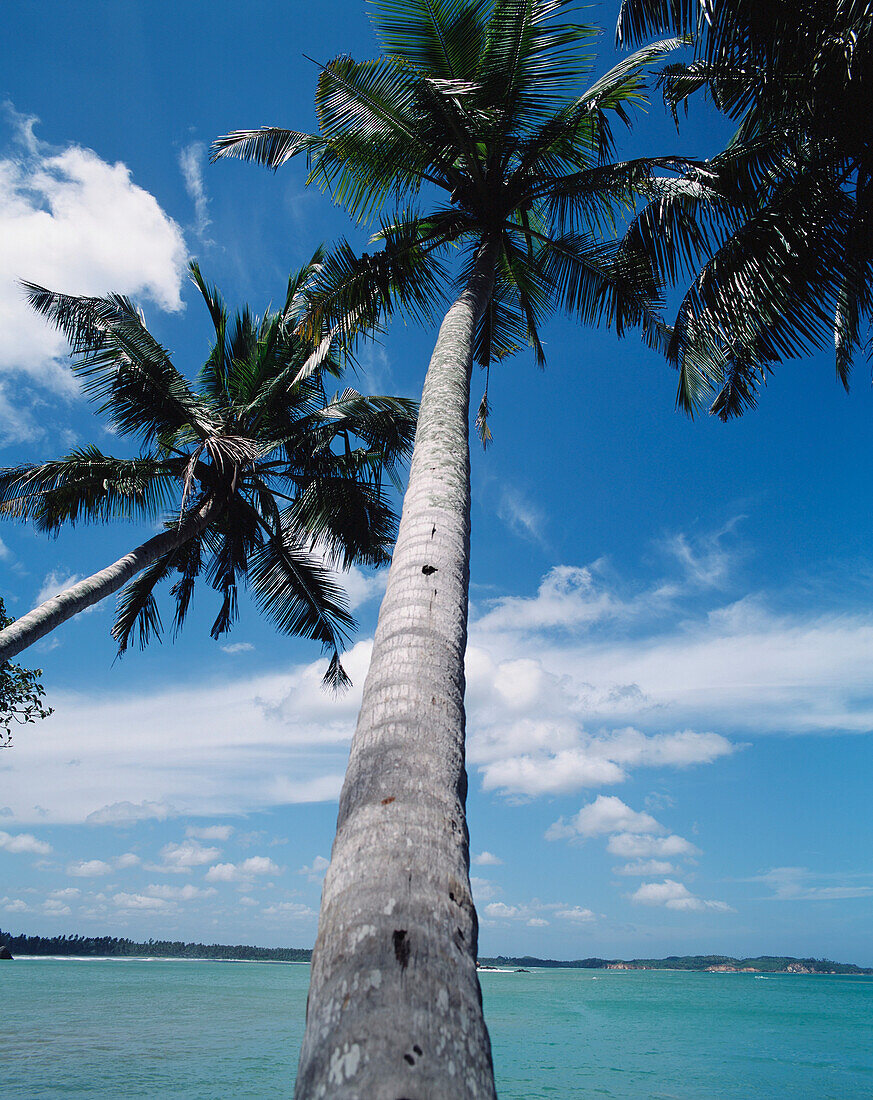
[247,525,355,679]
[374,0,492,79]
[0,448,180,532]
[23,284,218,444]
[112,550,178,653]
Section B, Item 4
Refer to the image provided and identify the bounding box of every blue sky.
[2,1,872,964]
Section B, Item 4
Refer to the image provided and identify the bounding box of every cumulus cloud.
[67,859,112,877]
[630,879,733,912]
[113,892,171,911]
[614,859,677,877]
[204,856,280,883]
[153,841,221,873]
[115,853,141,869]
[0,830,51,855]
[1,897,29,912]
[472,851,503,866]
[221,642,255,655]
[299,855,329,880]
[0,103,186,440]
[606,833,699,859]
[545,796,663,842]
[554,906,595,922]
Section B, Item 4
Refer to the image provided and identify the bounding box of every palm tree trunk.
[295,239,500,1099]
[0,500,219,663]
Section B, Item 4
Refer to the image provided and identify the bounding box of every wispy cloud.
[750,866,873,902]
[497,486,547,546]
[178,141,212,243]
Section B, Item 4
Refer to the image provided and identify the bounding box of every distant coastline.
[2,930,870,974]
[476,954,873,975]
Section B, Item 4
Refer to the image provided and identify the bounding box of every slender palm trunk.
[0,500,219,663]
[295,239,499,1099]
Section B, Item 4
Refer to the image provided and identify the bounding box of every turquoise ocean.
[3,959,872,1097]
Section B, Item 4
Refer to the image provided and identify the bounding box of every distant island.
[2,931,870,974]
[477,954,873,975]
[0,930,310,962]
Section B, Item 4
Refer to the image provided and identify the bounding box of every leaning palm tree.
[213,2,683,1093]
[0,256,416,683]
[615,0,873,418]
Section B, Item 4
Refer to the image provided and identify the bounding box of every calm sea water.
[2,959,872,1097]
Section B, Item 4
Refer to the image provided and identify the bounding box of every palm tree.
[0,257,416,683]
[213,2,683,1093]
[615,0,873,418]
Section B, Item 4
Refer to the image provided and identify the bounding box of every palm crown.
[214,0,687,430]
[0,256,416,686]
[615,0,873,418]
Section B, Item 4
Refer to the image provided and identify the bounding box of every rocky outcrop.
[0,945,13,960]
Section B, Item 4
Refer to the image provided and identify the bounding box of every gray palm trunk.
[0,500,219,663]
[295,240,499,1099]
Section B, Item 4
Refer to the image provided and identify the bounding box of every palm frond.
[0,448,179,532]
[210,128,324,168]
[23,284,217,444]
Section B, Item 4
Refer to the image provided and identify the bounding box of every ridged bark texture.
[0,501,218,663]
[295,243,499,1100]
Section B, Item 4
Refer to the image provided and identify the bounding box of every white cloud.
[67,859,112,877]
[0,104,186,423]
[204,856,280,882]
[86,801,174,826]
[263,901,315,918]
[545,796,663,842]
[527,917,549,927]
[49,887,80,899]
[42,899,72,915]
[239,895,259,907]
[630,879,733,912]
[497,486,547,546]
[1,641,372,825]
[178,142,211,242]
[186,825,234,841]
[472,851,503,866]
[554,906,595,922]
[1,897,29,912]
[475,565,621,634]
[34,570,83,608]
[114,853,141,869]
[0,830,51,855]
[481,749,624,797]
[113,892,171,911]
[299,855,329,880]
[607,833,699,859]
[614,860,677,876]
[144,883,216,901]
[484,902,520,919]
[751,866,873,902]
[470,876,499,901]
[155,841,221,873]
[221,643,254,655]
